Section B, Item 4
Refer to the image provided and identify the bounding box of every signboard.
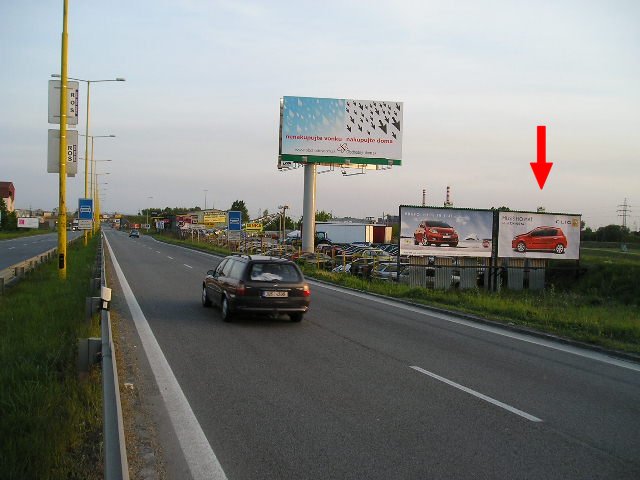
[176,215,192,229]
[18,217,39,229]
[48,80,79,125]
[400,206,494,257]
[245,222,263,232]
[47,129,78,176]
[228,211,242,231]
[78,219,92,230]
[203,213,227,226]
[497,212,581,259]
[279,96,403,166]
[78,198,93,220]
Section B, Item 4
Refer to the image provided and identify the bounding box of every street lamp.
[278,205,289,244]
[79,133,115,240]
[203,189,208,211]
[53,72,124,241]
[146,196,153,231]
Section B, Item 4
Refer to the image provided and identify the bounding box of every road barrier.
[0,248,57,294]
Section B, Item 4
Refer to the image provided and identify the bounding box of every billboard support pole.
[302,162,316,253]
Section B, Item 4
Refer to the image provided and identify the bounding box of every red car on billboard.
[414,221,459,247]
[512,226,568,254]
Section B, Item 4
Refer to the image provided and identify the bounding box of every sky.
[1,0,638,230]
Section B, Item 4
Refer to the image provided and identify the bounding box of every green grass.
[0,229,54,240]
[0,236,103,480]
[151,234,640,355]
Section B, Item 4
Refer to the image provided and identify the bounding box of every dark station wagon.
[202,255,310,322]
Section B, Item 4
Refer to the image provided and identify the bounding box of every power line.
[617,198,632,229]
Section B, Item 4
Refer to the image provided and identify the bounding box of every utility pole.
[617,198,632,229]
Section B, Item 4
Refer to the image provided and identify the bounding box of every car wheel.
[414,239,419,245]
[290,312,303,322]
[451,243,458,247]
[516,241,526,253]
[202,286,211,307]
[555,244,565,254]
[221,297,233,322]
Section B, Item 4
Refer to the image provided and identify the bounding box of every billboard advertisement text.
[497,212,581,259]
[400,206,494,257]
[280,96,402,166]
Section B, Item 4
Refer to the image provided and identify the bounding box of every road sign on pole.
[48,80,79,125]
[228,211,242,231]
[78,198,93,230]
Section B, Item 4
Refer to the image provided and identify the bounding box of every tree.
[315,210,333,222]
[230,200,249,222]
[0,198,7,230]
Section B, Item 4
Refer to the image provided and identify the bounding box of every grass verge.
[0,235,103,480]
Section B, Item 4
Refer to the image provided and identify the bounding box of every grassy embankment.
[0,228,54,240]
[151,233,640,355]
[0,236,102,479]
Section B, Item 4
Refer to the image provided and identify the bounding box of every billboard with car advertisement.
[400,206,494,257]
[279,96,403,166]
[497,212,581,259]
[18,217,39,229]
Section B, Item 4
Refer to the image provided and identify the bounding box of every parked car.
[371,262,406,281]
[512,226,567,254]
[129,229,140,238]
[294,252,335,269]
[413,221,459,247]
[202,255,310,322]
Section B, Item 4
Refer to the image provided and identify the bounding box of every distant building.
[0,181,15,212]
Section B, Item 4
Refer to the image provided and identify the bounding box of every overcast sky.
[1,0,638,229]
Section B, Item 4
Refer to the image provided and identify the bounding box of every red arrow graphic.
[530,125,553,189]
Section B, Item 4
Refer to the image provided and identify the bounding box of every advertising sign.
[279,96,403,166]
[400,206,494,257]
[244,222,263,232]
[497,212,581,259]
[18,217,39,229]
[47,129,78,176]
[203,213,227,226]
[228,211,242,231]
[48,80,79,125]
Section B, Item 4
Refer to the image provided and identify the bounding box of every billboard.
[18,217,39,229]
[497,212,581,259]
[400,206,494,257]
[48,80,79,125]
[279,96,403,166]
[203,213,226,226]
[47,129,78,176]
[245,222,263,232]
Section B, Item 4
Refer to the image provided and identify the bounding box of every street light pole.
[147,196,153,230]
[57,0,69,279]
[204,189,208,211]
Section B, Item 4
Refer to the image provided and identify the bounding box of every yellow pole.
[57,0,69,279]
[91,138,96,235]
[83,83,90,246]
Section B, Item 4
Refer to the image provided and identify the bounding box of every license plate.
[443,235,450,238]
[263,291,288,298]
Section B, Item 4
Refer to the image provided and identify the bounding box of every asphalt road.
[0,231,83,270]
[104,228,640,480]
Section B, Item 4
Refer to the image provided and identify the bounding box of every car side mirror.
[206,270,215,277]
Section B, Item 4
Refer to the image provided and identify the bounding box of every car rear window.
[249,263,301,282]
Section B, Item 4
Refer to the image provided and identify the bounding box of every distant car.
[202,255,310,322]
[512,226,567,254]
[129,229,140,238]
[414,221,459,247]
[371,262,407,281]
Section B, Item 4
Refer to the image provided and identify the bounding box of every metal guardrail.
[99,235,130,480]
[0,247,57,294]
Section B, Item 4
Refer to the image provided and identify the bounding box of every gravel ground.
[108,261,167,480]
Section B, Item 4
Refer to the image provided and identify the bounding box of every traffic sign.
[78,198,93,220]
[228,211,242,231]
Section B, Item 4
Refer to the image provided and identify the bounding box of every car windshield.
[249,263,301,282]
[427,221,452,228]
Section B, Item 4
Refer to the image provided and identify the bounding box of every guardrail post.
[16,266,25,278]
[0,277,4,295]
[77,337,102,373]
[86,296,101,322]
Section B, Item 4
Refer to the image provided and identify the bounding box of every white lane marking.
[156,250,161,253]
[8,247,15,250]
[104,235,227,480]
[410,365,543,423]
[184,264,193,269]
[312,281,640,373]
[149,236,219,258]
[167,256,174,260]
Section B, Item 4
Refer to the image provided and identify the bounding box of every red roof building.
[0,182,15,212]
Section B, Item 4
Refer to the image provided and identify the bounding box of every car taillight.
[236,282,246,296]
[303,285,311,297]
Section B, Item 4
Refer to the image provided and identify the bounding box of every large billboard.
[400,206,494,257]
[497,212,581,259]
[18,217,39,229]
[279,96,403,166]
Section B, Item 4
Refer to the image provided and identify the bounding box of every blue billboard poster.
[400,206,494,257]
[228,211,242,231]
